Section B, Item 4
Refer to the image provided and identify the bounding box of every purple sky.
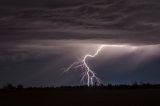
[0,0,160,87]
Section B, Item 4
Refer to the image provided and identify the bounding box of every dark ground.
[0,87,160,106]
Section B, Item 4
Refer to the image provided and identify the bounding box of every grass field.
[0,87,160,106]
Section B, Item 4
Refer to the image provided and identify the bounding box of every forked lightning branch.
[65,44,134,86]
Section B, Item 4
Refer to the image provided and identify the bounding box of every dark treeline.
[1,83,160,106]
[1,83,160,90]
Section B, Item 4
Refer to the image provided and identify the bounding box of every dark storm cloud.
[1,0,160,87]
[0,0,83,7]
[0,0,160,44]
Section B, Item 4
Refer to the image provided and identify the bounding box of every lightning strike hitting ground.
[65,44,136,86]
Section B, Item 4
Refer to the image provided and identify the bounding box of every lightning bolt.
[64,44,136,86]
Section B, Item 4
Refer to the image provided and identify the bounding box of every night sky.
[0,0,160,87]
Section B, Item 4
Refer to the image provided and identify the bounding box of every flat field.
[0,88,160,106]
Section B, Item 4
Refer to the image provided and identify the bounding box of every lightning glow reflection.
[65,44,137,86]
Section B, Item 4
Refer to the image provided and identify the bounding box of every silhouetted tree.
[3,83,15,90]
[133,81,138,87]
[17,84,23,89]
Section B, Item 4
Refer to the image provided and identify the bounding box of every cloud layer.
[0,0,160,44]
[1,0,160,87]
